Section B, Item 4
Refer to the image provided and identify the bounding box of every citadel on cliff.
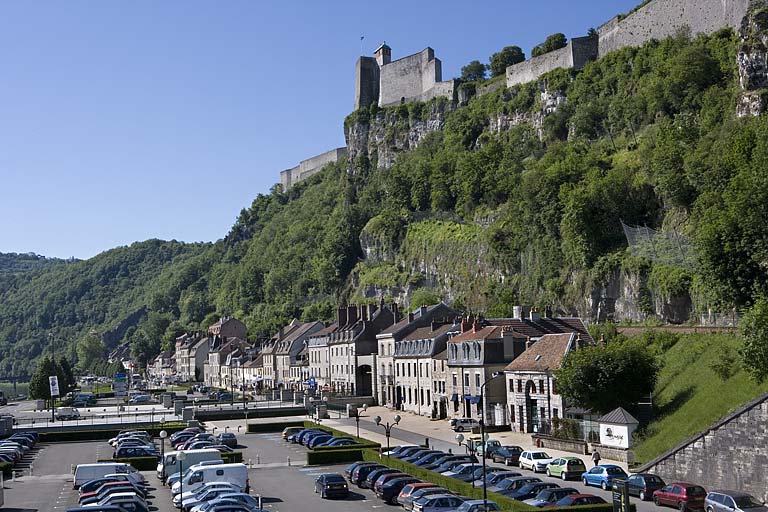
[280,0,759,190]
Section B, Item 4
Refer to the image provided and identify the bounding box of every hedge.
[306,448,366,465]
[38,424,187,443]
[246,420,305,434]
[221,452,243,463]
[99,456,159,471]
[0,461,11,478]
[302,421,380,448]
[195,407,305,421]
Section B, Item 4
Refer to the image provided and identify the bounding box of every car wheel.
[321,490,326,499]
[601,481,608,491]
[457,426,464,432]
[583,477,589,486]
[679,502,687,512]
[654,496,660,506]
[640,491,646,501]
[562,472,568,481]
[546,469,551,477]
[505,458,511,466]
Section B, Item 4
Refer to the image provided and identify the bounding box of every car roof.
[562,456,584,461]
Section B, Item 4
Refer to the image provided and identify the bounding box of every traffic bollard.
[287,456,291,466]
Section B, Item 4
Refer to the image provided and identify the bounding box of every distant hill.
[0,252,67,275]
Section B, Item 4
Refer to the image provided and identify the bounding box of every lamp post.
[479,371,504,510]
[455,433,476,488]
[355,404,368,440]
[373,414,401,457]
[177,450,186,507]
[159,430,168,483]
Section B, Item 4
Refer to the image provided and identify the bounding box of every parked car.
[491,446,523,466]
[413,452,449,467]
[546,457,587,480]
[456,500,502,512]
[397,483,439,507]
[307,435,334,448]
[449,418,479,432]
[653,483,708,511]
[476,471,524,488]
[127,395,150,404]
[214,432,238,448]
[581,464,629,490]
[386,445,419,456]
[705,491,768,512]
[501,481,560,501]
[351,463,385,487]
[488,476,542,494]
[363,468,400,489]
[519,451,554,473]
[401,487,453,512]
[282,426,303,440]
[627,473,666,501]
[377,476,421,504]
[189,493,262,512]
[413,494,465,512]
[402,449,440,463]
[524,487,579,507]
[114,446,158,459]
[441,462,479,478]
[392,446,429,459]
[373,472,410,494]
[315,473,349,499]
[549,494,607,507]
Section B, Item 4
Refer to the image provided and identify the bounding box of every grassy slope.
[633,333,768,463]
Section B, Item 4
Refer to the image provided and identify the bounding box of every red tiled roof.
[504,333,574,372]
[448,325,503,343]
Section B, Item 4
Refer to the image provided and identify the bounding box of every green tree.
[409,288,442,309]
[531,33,567,58]
[489,46,525,76]
[57,356,76,394]
[76,333,106,371]
[29,356,61,400]
[555,340,660,413]
[460,60,487,82]
[741,295,768,382]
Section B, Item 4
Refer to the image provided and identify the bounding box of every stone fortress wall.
[355,45,457,110]
[504,0,755,88]
[280,147,347,190]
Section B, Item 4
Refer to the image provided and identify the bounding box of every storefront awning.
[469,395,481,404]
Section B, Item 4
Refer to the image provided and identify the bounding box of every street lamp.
[479,371,504,510]
[455,433,476,488]
[177,450,186,507]
[355,404,368,440]
[159,430,168,483]
[373,414,401,457]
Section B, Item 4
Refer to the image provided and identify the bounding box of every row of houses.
[148,303,595,433]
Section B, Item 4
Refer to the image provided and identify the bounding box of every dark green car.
[546,457,587,480]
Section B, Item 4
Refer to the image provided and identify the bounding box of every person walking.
[592,450,601,467]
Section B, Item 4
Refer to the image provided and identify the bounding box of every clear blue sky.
[0,0,639,259]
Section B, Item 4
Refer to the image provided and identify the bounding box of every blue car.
[308,435,334,448]
[581,464,629,490]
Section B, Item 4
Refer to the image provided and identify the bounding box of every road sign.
[113,372,127,398]
[308,376,316,388]
[48,375,60,398]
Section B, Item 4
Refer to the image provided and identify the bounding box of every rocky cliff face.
[738,6,768,116]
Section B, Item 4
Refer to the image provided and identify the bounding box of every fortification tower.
[375,42,391,65]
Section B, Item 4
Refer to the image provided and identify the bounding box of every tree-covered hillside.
[3,26,768,377]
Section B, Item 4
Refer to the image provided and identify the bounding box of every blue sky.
[0,0,639,259]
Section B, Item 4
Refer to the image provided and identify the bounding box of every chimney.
[347,304,359,325]
[529,307,541,322]
[368,303,377,319]
[545,305,553,318]
[337,307,348,328]
[408,312,415,323]
[576,334,585,349]
[278,326,284,340]
[460,316,470,333]
[420,305,429,316]
[359,304,368,322]
[526,336,534,349]
[513,306,523,320]
[391,302,401,322]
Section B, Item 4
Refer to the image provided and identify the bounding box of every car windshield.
[532,452,551,459]
[734,495,764,508]
[686,486,707,496]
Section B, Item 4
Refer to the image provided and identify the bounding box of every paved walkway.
[207,407,629,471]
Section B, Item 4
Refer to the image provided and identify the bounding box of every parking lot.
[1,419,663,512]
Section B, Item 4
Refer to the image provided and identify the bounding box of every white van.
[450,417,480,432]
[157,448,222,480]
[55,407,81,421]
[73,462,144,489]
[170,463,249,496]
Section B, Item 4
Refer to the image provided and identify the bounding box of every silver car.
[705,491,768,512]
[413,494,465,512]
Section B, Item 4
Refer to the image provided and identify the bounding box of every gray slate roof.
[598,407,639,425]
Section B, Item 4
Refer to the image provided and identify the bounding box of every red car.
[653,483,707,511]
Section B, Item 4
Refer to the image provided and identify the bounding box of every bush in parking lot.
[0,462,11,478]
[221,452,243,463]
[39,424,187,443]
[246,420,305,433]
[98,457,158,471]
[306,448,365,465]
[302,421,380,447]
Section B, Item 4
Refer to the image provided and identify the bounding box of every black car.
[525,487,579,507]
[434,458,476,474]
[492,445,524,466]
[377,476,421,504]
[215,432,238,448]
[352,463,385,486]
[387,445,419,457]
[363,468,399,489]
[627,473,666,501]
[502,482,560,501]
[425,455,477,471]
[315,473,349,499]
[402,449,440,463]
[391,446,427,459]
[345,461,376,480]
[413,452,448,467]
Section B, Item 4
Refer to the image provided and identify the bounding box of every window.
[508,379,514,392]
[475,373,481,388]
[427,390,430,403]
[517,379,522,393]
[510,405,515,422]
[463,373,470,387]
[538,380,544,394]
[553,408,559,418]
[452,374,458,387]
